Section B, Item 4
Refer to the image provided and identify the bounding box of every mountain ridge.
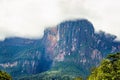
[0,19,120,79]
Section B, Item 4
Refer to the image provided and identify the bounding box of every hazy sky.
[0,0,120,41]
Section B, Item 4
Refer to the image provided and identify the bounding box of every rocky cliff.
[0,19,120,79]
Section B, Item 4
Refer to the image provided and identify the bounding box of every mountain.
[0,19,120,79]
[43,19,120,78]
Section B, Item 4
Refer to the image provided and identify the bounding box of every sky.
[0,0,120,41]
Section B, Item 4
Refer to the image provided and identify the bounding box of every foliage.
[0,70,12,80]
[18,71,73,80]
[88,52,120,80]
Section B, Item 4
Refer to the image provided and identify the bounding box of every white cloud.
[0,0,120,40]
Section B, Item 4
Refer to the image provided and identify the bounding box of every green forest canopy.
[88,52,120,80]
[0,70,12,80]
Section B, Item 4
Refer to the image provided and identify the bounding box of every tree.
[88,52,120,80]
[0,70,12,80]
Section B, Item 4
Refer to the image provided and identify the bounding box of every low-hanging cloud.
[0,0,120,41]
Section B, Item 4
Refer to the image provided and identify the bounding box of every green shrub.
[0,70,12,80]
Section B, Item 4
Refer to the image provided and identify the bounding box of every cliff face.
[0,19,120,78]
[43,19,120,77]
[43,19,120,63]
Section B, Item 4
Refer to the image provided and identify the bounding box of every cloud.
[0,0,120,40]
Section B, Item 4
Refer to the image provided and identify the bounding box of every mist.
[0,0,120,40]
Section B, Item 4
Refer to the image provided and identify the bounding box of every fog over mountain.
[0,0,120,40]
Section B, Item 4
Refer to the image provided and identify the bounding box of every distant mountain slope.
[0,37,52,78]
[0,19,120,79]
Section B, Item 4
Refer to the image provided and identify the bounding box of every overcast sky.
[0,0,120,41]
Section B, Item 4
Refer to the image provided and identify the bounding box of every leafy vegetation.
[88,52,120,80]
[0,70,12,80]
[17,71,74,80]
